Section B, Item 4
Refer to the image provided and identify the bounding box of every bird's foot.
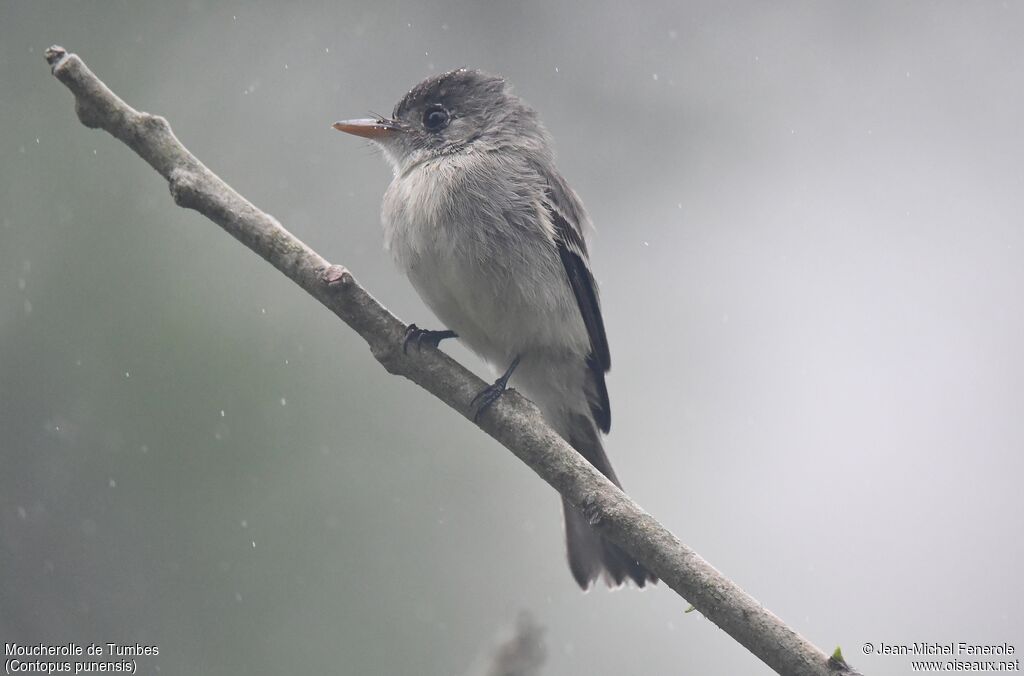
[472,355,521,422]
[403,324,457,354]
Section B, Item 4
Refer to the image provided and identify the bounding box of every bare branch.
[44,45,860,676]
[463,613,546,676]
[485,614,545,676]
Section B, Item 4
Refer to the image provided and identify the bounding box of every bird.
[333,68,654,588]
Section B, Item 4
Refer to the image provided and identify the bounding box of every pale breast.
[380,154,590,367]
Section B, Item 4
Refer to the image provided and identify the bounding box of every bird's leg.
[403,323,458,354]
[472,355,521,422]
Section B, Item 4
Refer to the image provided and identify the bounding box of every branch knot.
[168,167,204,209]
[45,45,69,70]
[322,264,352,287]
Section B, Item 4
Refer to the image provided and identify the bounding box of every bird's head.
[334,69,550,173]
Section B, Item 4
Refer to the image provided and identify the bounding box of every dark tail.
[562,413,656,589]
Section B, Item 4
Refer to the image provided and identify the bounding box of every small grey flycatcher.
[334,69,654,588]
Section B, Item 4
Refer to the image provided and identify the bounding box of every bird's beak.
[332,118,402,140]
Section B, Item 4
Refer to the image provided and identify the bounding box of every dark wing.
[542,177,612,433]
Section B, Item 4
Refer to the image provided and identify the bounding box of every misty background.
[2,2,1022,674]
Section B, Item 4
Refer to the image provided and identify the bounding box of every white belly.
[381,158,589,371]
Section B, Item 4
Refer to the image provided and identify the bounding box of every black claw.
[403,324,457,354]
[471,383,506,422]
[472,355,521,422]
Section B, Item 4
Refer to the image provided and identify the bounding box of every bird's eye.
[422,105,450,132]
